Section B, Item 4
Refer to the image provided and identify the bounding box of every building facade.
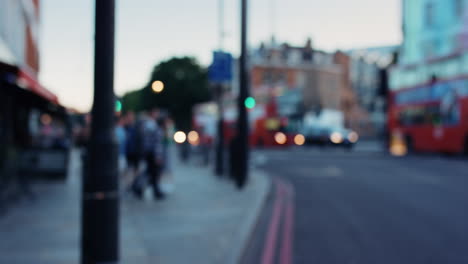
[344,47,398,137]
[248,39,342,125]
[401,0,467,65]
[391,0,468,91]
[0,0,40,74]
[1,0,67,197]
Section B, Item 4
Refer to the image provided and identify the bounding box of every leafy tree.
[121,89,143,112]
[122,57,212,131]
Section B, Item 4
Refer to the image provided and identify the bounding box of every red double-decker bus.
[388,54,468,155]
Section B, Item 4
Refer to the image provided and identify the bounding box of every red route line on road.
[280,181,295,264]
[261,179,295,264]
[261,179,285,264]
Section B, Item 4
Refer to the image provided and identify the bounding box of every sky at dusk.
[39,0,401,111]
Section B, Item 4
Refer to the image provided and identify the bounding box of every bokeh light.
[41,114,52,125]
[330,132,344,144]
[244,97,256,109]
[274,132,287,145]
[348,131,359,143]
[115,100,122,112]
[294,134,305,146]
[152,80,164,93]
[188,131,200,146]
[173,131,186,144]
[390,143,408,156]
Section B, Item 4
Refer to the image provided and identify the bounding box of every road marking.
[261,179,296,264]
[261,180,285,264]
[280,181,295,264]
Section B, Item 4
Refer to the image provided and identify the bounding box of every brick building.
[248,39,342,123]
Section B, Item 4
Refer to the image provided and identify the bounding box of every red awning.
[17,69,59,104]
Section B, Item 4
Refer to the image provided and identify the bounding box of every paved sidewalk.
[0,149,270,264]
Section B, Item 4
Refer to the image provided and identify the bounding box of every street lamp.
[81,0,119,263]
[152,80,164,93]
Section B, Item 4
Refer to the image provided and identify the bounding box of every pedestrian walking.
[115,115,127,177]
[124,112,143,186]
[145,110,165,199]
[157,116,175,194]
[131,110,165,200]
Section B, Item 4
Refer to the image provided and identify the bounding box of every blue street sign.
[209,51,233,83]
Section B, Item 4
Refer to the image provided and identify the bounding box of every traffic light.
[115,100,122,112]
[244,97,256,109]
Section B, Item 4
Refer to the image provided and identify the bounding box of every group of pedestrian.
[116,109,171,200]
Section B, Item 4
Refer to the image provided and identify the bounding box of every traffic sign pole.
[215,84,224,176]
[209,52,232,177]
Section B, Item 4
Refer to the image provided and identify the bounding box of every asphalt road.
[247,147,468,264]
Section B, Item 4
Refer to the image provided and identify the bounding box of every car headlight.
[294,134,305,146]
[347,131,359,143]
[274,132,287,145]
[173,131,187,144]
[330,132,343,144]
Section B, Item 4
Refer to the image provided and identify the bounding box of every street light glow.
[152,80,164,93]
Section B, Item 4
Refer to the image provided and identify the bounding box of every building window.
[263,71,272,84]
[425,2,434,28]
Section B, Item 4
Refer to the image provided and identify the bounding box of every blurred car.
[301,125,330,146]
[300,125,359,149]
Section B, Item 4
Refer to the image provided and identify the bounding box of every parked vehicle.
[301,125,359,149]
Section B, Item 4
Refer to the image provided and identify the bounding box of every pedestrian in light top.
[115,115,127,176]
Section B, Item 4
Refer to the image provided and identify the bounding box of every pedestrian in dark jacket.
[132,110,165,200]
[124,112,142,173]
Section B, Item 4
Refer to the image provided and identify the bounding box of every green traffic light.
[244,97,256,109]
[115,100,122,112]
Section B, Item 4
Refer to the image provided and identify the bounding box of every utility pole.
[215,0,225,176]
[81,1,119,263]
[270,0,276,40]
[219,0,225,50]
[236,0,249,188]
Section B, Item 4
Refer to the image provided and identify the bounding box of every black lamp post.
[81,1,119,263]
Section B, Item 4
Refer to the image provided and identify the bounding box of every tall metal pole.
[219,0,224,50]
[215,0,225,176]
[270,0,276,40]
[81,1,119,263]
[215,83,224,176]
[236,0,249,188]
